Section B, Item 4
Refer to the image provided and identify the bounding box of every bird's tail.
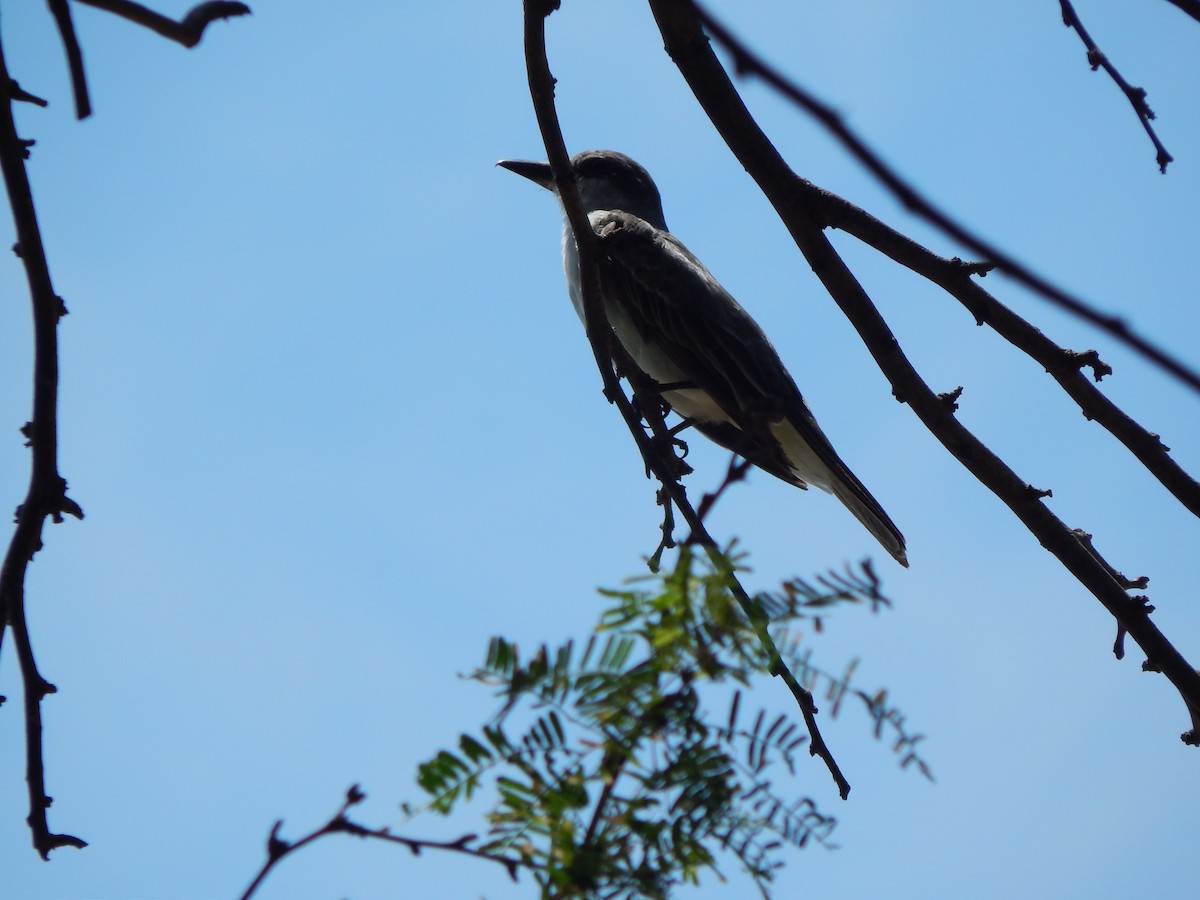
[772,419,909,567]
[829,478,908,568]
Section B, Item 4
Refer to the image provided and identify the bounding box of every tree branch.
[1162,0,1200,24]
[2,0,250,858]
[41,2,249,120]
[682,2,1200,398]
[0,46,87,859]
[521,0,852,798]
[647,0,1200,744]
[815,189,1200,519]
[238,786,532,900]
[1058,0,1172,172]
[73,0,251,48]
[46,0,92,119]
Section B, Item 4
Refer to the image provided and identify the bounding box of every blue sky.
[3,1,1200,897]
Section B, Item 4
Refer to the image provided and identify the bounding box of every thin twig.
[9,81,50,109]
[648,0,1200,744]
[74,0,251,48]
[694,455,752,523]
[46,0,91,118]
[0,47,86,859]
[688,2,1200,398]
[238,786,532,900]
[521,0,852,798]
[1058,0,1172,172]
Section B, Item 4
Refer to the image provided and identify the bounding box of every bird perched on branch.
[499,149,907,567]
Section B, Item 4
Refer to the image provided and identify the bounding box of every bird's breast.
[562,214,735,426]
[604,303,734,424]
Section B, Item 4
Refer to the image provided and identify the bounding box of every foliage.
[404,547,930,898]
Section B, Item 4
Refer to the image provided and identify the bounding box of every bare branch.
[1058,0,1172,172]
[41,2,249,120]
[73,0,251,48]
[2,0,248,858]
[817,190,1200,519]
[684,2,1200,398]
[46,0,91,119]
[0,46,86,859]
[1162,0,1200,24]
[8,81,50,108]
[648,0,1200,741]
[521,0,852,798]
[238,786,531,900]
[695,455,753,523]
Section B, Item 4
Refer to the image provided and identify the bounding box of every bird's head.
[498,149,667,230]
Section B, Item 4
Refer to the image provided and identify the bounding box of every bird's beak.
[497,158,556,191]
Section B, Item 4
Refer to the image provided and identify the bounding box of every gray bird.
[499,150,907,567]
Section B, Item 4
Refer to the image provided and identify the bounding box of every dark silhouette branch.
[238,786,531,900]
[74,0,251,48]
[0,48,87,859]
[683,2,1200,399]
[1058,0,1172,172]
[521,0,852,798]
[816,191,1200,520]
[694,455,753,523]
[46,0,91,118]
[8,81,50,108]
[47,0,251,120]
[1,2,250,856]
[648,0,1200,744]
[1162,0,1200,24]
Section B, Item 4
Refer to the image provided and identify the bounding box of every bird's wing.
[593,211,907,564]
[593,211,794,426]
[592,211,838,444]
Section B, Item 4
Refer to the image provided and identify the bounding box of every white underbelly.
[606,303,735,425]
[563,223,735,425]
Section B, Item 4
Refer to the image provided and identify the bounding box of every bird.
[498,149,907,567]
